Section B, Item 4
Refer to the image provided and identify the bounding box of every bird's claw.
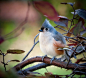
[50,56,55,64]
[42,55,47,61]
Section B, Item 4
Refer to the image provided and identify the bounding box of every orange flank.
[53,39,66,55]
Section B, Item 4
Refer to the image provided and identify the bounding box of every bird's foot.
[50,56,56,64]
[42,55,47,61]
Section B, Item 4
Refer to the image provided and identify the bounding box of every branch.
[11,56,86,72]
[17,63,51,75]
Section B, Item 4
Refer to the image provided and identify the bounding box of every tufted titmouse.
[39,19,66,62]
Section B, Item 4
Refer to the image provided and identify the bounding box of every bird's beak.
[39,29,43,32]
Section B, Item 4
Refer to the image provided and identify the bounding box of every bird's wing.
[53,32,66,45]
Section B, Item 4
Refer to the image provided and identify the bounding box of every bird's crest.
[42,19,52,28]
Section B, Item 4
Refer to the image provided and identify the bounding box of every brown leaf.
[68,39,78,44]
[33,1,59,21]
[75,58,83,64]
[7,60,20,64]
[66,27,73,37]
[67,43,77,46]
[7,49,25,54]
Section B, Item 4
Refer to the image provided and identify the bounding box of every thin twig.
[22,32,39,61]
[34,33,39,44]
[64,36,80,42]
[2,53,6,71]
[22,40,39,61]
[54,25,67,32]
[68,65,79,77]
[83,53,86,59]
[0,50,7,71]
[67,4,75,36]
[71,5,75,20]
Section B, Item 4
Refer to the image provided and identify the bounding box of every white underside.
[39,32,57,56]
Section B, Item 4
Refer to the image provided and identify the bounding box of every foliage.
[0,0,86,78]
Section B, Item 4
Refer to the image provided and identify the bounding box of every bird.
[39,19,66,63]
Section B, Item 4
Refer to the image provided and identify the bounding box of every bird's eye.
[46,28,48,31]
[41,27,44,30]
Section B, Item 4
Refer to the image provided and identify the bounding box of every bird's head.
[39,19,58,35]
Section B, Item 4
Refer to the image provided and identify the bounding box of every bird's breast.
[39,32,57,56]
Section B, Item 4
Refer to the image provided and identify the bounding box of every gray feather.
[53,32,66,44]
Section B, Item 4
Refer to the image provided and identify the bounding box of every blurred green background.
[0,0,86,77]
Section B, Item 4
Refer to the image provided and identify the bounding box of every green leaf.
[73,21,82,36]
[76,46,85,53]
[7,49,25,54]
